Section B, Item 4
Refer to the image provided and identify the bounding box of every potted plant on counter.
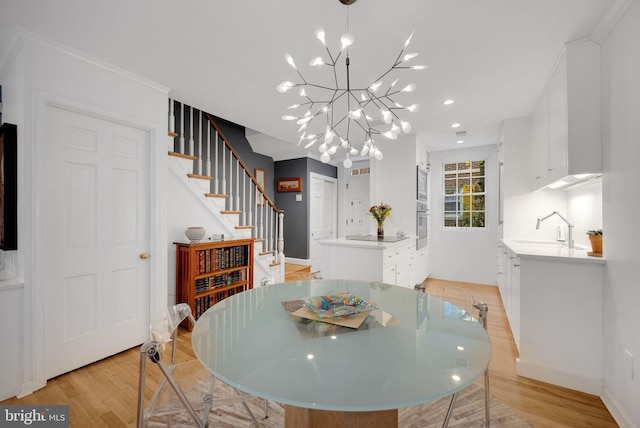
[586,229,603,255]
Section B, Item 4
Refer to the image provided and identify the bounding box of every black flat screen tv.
[0,123,17,250]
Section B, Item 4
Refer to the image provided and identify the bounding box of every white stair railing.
[168,100,284,264]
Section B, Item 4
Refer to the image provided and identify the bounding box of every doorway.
[43,105,151,379]
[309,173,337,274]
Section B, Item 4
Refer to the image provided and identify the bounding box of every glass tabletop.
[191,279,492,412]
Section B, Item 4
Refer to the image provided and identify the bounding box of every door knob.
[139,252,149,260]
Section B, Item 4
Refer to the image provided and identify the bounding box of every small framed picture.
[255,168,265,206]
[277,177,302,192]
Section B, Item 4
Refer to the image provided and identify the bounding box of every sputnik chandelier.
[277,0,424,168]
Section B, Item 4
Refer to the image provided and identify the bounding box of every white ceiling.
[0,0,616,162]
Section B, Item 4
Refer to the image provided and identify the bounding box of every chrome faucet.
[536,211,574,249]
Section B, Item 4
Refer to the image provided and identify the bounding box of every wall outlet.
[623,350,634,380]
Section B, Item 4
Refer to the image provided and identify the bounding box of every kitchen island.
[499,239,606,395]
[319,236,428,287]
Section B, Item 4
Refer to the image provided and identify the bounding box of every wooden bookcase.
[174,238,254,330]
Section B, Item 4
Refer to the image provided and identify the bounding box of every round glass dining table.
[191,279,491,426]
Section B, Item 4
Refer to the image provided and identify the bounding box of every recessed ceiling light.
[457,140,464,144]
[443,99,455,105]
[451,123,461,128]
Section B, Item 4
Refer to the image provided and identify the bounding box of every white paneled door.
[309,173,337,273]
[345,175,369,237]
[44,105,150,379]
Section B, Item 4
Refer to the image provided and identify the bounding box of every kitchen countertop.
[319,235,414,250]
[502,239,606,264]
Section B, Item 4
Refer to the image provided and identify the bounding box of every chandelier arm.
[304,82,343,92]
[371,66,397,86]
[294,69,308,85]
[324,45,340,66]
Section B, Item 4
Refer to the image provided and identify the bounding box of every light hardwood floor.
[1,278,617,427]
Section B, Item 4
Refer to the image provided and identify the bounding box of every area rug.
[144,375,533,427]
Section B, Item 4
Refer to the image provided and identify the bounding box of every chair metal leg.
[155,357,207,428]
[484,369,490,427]
[442,392,458,428]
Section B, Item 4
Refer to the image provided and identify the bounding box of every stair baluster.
[169,100,285,277]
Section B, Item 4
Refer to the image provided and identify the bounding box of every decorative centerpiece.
[185,226,206,243]
[369,203,392,240]
[586,229,603,256]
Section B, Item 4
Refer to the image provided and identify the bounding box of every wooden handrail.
[204,113,284,214]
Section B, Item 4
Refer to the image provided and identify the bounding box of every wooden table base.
[284,405,398,428]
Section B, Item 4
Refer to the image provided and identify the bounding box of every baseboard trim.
[516,358,603,396]
[17,381,35,399]
[601,387,634,428]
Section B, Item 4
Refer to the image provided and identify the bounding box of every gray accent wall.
[275,158,337,259]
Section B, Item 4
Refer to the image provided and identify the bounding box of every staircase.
[168,100,285,285]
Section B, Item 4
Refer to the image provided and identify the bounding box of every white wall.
[0,29,168,399]
[371,135,417,237]
[600,1,640,425]
[567,179,603,248]
[428,144,498,285]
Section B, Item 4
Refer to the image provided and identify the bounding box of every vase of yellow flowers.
[370,203,392,240]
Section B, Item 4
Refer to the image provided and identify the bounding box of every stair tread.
[221,210,241,214]
[187,173,212,181]
[168,151,196,161]
[205,193,227,198]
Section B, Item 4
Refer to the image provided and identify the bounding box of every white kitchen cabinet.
[497,243,520,351]
[507,252,520,351]
[320,237,426,288]
[501,239,605,395]
[530,39,601,190]
[392,241,417,287]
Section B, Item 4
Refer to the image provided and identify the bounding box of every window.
[443,160,486,228]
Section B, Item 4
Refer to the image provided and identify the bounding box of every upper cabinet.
[530,40,601,190]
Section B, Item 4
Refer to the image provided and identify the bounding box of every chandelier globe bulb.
[320,152,331,163]
[315,26,326,45]
[284,53,297,70]
[341,33,355,50]
[343,156,353,169]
